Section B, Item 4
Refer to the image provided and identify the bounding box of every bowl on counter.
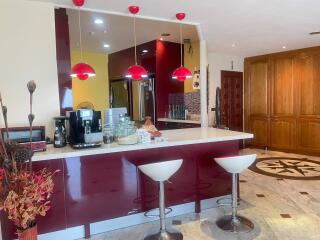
[117,135,139,145]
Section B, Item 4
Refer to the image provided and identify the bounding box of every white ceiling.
[30,0,320,57]
[67,9,199,54]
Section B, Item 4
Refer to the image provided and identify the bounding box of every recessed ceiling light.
[142,49,149,53]
[94,19,104,25]
[231,43,236,48]
[282,46,286,49]
[103,44,110,48]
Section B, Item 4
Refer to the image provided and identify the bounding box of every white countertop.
[32,127,253,162]
[157,118,201,124]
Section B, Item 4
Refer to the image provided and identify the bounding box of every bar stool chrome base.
[214,155,257,234]
[144,229,183,240]
[216,215,254,233]
[138,160,184,240]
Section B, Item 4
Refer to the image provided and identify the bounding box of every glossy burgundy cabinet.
[0,140,239,240]
[155,40,184,118]
[55,8,73,116]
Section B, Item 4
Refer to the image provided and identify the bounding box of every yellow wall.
[184,41,200,93]
[71,51,109,123]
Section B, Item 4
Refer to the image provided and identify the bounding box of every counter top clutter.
[33,127,253,161]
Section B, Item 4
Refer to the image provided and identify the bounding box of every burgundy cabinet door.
[64,154,140,227]
[156,40,184,118]
[135,146,197,211]
[196,142,236,200]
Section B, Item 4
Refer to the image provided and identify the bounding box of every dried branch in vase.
[0,80,59,236]
[27,80,36,95]
[27,80,36,171]
[1,106,9,143]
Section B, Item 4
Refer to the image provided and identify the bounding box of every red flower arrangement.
[0,81,59,239]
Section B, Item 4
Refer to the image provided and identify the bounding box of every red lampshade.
[72,0,85,7]
[172,67,193,81]
[126,65,148,81]
[129,6,140,14]
[172,12,192,82]
[176,13,186,21]
[70,63,96,80]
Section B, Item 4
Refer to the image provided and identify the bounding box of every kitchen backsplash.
[168,92,200,114]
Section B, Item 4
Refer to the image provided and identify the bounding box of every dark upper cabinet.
[55,8,73,116]
[155,40,184,118]
[108,40,184,119]
[108,41,157,80]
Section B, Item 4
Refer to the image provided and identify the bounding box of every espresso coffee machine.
[68,109,103,149]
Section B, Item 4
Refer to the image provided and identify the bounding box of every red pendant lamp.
[70,0,96,80]
[172,13,192,81]
[125,6,148,81]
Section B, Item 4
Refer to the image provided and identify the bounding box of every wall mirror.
[55,8,200,127]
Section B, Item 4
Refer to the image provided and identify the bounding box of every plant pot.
[18,224,38,240]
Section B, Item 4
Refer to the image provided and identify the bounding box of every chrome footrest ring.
[144,207,173,218]
[216,197,232,207]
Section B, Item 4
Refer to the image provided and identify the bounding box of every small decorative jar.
[103,123,115,144]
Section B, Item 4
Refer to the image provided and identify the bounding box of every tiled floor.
[84,149,320,240]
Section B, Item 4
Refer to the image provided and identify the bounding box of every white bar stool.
[138,159,184,240]
[214,154,256,233]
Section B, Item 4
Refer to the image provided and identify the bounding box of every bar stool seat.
[139,160,183,182]
[214,154,256,233]
[138,159,184,240]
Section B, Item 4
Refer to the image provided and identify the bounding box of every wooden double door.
[244,47,320,154]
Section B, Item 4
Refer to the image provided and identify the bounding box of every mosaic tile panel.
[168,92,200,114]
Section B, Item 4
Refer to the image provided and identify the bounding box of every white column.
[196,24,209,127]
[199,40,208,127]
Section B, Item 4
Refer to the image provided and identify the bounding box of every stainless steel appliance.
[68,109,103,149]
[110,77,156,122]
[133,78,156,122]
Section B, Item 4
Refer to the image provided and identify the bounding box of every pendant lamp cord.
[134,15,137,65]
[78,8,83,61]
[180,22,183,67]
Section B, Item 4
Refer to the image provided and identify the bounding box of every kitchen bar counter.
[2,128,253,240]
[33,127,253,161]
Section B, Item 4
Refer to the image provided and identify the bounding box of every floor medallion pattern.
[249,157,320,180]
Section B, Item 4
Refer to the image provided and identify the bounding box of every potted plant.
[0,81,58,240]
